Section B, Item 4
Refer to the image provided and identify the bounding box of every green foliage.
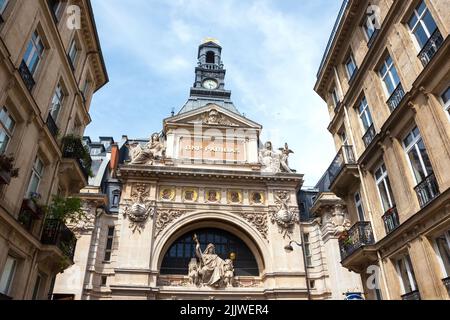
[61,135,92,175]
[47,195,86,224]
[0,154,19,178]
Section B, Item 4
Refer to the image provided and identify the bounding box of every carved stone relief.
[270,190,299,239]
[154,209,188,238]
[121,184,155,233]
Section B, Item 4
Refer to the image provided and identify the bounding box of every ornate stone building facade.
[314,0,450,300]
[54,40,362,300]
[0,0,107,300]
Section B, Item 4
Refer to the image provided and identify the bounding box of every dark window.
[104,227,114,262]
[206,51,215,64]
[160,228,259,276]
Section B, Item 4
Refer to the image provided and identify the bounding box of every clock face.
[202,79,218,90]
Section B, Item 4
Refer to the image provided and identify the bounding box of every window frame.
[26,157,44,198]
[395,255,418,295]
[0,0,9,14]
[345,53,357,80]
[104,226,115,262]
[23,31,45,75]
[375,163,395,212]
[378,55,401,97]
[49,83,65,121]
[0,106,16,154]
[434,230,450,278]
[68,38,79,68]
[303,233,313,268]
[440,87,450,119]
[402,126,433,185]
[407,0,438,51]
[358,96,374,133]
[331,87,340,109]
[0,255,18,296]
[354,191,366,222]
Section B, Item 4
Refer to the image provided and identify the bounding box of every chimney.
[110,143,120,177]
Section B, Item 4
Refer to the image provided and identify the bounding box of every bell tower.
[190,38,231,100]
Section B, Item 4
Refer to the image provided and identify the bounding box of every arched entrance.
[160,228,259,276]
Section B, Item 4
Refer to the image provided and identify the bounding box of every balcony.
[387,84,405,112]
[443,277,450,296]
[62,137,91,181]
[46,115,59,139]
[382,206,400,235]
[414,173,440,208]
[41,219,77,261]
[326,145,359,197]
[362,124,376,148]
[18,198,45,232]
[418,29,444,67]
[339,222,375,261]
[401,290,421,301]
[18,60,36,92]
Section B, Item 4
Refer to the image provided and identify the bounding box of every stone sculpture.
[188,234,235,289]
[127,133,166,165]
[259,141,295,173]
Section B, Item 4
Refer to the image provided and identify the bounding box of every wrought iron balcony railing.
[41,219,77,261]
[46,115,59,139]
[326,145,356,186]
[418,29,444,67]
[339,222,375,261]
[401,290,421,301]
[443,277,450,296]
[19,60,36,92]
[414,173,440,208]
[62,137,91,181]
[382,206,400,235]
[387,83,405,112]
[363,124,376,148]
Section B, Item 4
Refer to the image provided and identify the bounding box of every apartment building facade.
[314,0,449,300]
[0,0,107,300]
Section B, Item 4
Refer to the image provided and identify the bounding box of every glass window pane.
[423,11,437,34]
[408,148,426,183]
[414,25,430,48]
[417,1,427,15]
[378,182,391,212]
[436,234,450,276]
[0,256,17,295]
[0,131,9,153]
[398,258,414,293]
[417,140,433,176]
[442,88,450,105]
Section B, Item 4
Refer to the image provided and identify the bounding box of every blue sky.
[87,0,343,186]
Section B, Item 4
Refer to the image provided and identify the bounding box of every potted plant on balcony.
[22,193,47,219]
[47,195,86,224]
[61,135,93,178]
[338,230,353,247]
[0,154,19,185]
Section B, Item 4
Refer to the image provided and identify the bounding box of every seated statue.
[194,235,226,288]
[128,133,166,165]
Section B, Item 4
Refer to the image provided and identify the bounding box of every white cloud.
[89,0,341,185]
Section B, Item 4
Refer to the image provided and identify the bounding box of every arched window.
[206,51,215,64]
[160,228,259,276]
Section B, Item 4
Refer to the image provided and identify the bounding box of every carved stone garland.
[121,184,155,233]
[270,190,299,239]
[234,211,268,240]
[154,209,188,238]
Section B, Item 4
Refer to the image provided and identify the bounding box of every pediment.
[164,104,262,130]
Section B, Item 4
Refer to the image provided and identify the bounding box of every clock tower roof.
[178,40,240,115]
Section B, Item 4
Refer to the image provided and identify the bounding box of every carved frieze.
[121,184,155,233]
[154,209,188,238]
[234,211,268,240]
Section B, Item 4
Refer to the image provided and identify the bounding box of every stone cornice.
[119,165,304,185]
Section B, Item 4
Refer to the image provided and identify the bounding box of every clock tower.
[179,38,239,114]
